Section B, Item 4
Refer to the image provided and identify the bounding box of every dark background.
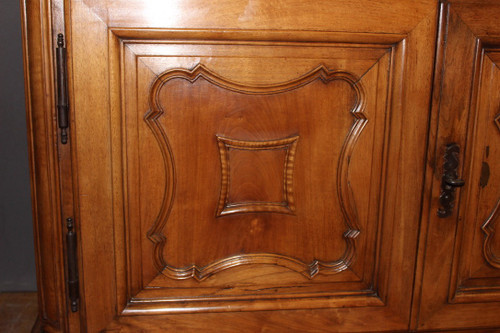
[0,1,37,291]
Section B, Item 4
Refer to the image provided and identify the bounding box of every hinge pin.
[66,217,79,312]
[56,33,69,144]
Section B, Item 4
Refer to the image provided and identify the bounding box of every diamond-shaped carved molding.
[216,135,299,216]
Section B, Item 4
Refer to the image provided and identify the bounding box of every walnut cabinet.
[20,0,500,331]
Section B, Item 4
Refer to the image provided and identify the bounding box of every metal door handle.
[444,176,465,188]
[437,143,465,218]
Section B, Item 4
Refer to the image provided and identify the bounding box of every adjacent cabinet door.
[21,0,500,332]
[415,1,500,331]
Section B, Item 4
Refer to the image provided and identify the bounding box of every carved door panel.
[415,1,500,330]
[64,0,437,331]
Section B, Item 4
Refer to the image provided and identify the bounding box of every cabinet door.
[416,1,500,330]
[57,1,436,331]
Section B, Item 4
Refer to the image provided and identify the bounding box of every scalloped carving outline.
[480,112,500,269]
[145,64,366,280]
[481,198,500,269]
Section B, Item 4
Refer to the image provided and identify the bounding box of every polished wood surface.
[20,0,499,332]
[414,1,500,330]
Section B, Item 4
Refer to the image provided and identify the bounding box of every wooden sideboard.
[20,0,500,331]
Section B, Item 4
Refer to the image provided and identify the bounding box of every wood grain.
[414,1,500,330]
[216,135,299,216]
[143,64,365,282]
[20,0,70,331]
[80,0,435,34]
[18,0,475,331]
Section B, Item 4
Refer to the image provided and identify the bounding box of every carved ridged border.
[216,135,299,216]
[145,64,366,280]
[482,198,500,268]
[143,110,175,270]
[480,112,500,269]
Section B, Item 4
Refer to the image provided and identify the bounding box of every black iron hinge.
[56,33,69,144]
[65,217,79,312]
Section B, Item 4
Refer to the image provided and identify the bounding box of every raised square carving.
[216,135,299,216]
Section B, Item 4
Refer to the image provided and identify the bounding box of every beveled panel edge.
[121,290,383,315]
[449,1,500,43]
[145,63,367,281]
[109,27,406,45]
